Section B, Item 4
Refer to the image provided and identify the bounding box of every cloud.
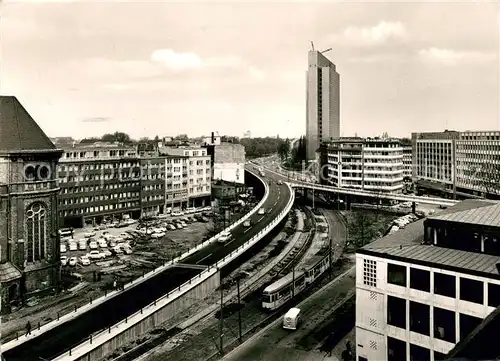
[330,21,408,47]
[248,66,266,80]
[80,58,164,80]
[150,48,244,71]
[81,116,110,123]
[418,47,496,66]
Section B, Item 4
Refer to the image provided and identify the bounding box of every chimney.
[211,132,215,144]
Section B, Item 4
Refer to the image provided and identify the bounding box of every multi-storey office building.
[140,156,166,217]
[306,50,340,161]
[323,138,404,193]
[356,199,500,361]
[159,146,211,207]
[402,146,413,179]
[412,130,500,199]
[57,144,141,227]
[455,131,500,198]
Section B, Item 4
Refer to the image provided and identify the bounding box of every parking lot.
[59,208,215,287]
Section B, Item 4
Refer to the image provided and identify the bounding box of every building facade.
[412,130,500,199]
[356,199,500,361]
[0,96,63,313]
[402,146,412,179]
[159,146,211,207]
[57,144,141,227]
[323,138,404,193]
[204,143,246,184]
[306,50,340,161]
[140,156,166,217]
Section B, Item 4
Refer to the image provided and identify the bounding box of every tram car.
[262,254,331,310]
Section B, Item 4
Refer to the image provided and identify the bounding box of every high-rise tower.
[306,49,340,161]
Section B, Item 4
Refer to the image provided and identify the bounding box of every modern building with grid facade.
[412,130,500,199]
[306,50,340,161]
[323,138,404,193]
[355,199,500,361]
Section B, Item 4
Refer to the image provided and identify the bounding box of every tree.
[101,132,132,144]
[464,162,500,197]
[277,139,290,162]
[348,211,379,248]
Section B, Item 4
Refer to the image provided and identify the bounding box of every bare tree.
[464,162,500,196]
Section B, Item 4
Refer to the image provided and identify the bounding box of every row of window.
[387,263,500,307]
[388,296,482,344]
[58,192,141,205]
[60,201,141,216]
[60,183,139,194]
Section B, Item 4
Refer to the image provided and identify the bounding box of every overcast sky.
[1,1,499,140]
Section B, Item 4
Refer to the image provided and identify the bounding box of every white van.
[283,307,301,330]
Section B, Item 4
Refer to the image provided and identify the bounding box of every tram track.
[112,206,317,361]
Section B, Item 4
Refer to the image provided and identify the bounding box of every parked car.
[167,224,176,230]
[60,244,67,253]
[69,256,78,266]
[98,239,108,248]
[171,210,184,217]
[84,231,96,238]
[151,232,165,239]
[101,249,113,257]
[68,242,78,251]
[89,241,98,250]
[88,250,105,260]
[78,240,87,250]
[179,221,187,227]
[80,256,91,266]
[122,246,133,254]
[200,216,209,223]
[60,255,68,266]
[113,246,123,254]
[175,223,184,229]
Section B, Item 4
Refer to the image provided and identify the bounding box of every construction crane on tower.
[310,41,332,54]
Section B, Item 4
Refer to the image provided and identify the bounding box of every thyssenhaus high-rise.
[306,49,340,161]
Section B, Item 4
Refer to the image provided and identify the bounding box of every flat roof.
[358,199,500,279]
[427,199,500,228]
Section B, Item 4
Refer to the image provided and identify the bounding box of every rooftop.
[427,199,500,228]
[0,96,57,153]
[359,199,500,279]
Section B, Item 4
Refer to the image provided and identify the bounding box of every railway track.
[113,206,317,361]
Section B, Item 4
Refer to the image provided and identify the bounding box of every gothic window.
[26,202,47,262]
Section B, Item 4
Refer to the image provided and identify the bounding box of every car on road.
[60,244,67,253]
[80,256,91,266]
[69,256,78,266]
[258,208,265,215]
[88,250,105,260]
[60,255,68,266]
[218,231,232,244]
[243,220,251,227]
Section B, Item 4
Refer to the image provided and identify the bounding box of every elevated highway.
[259,166,458,207]
[2,168,293,361]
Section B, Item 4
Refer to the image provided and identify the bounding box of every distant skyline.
[1,1,499,139]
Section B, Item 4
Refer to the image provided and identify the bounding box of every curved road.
[4,169,291,361]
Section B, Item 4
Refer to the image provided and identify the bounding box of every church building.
[0,96,62,314]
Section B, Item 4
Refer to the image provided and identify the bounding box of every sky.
[1,1,499,140]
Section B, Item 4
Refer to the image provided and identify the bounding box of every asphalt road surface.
[4,168,291,361]
[221,266,356,361]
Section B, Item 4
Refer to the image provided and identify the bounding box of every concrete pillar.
[411,202,416,214]
[481,234,485,253]
[433,228,438,245]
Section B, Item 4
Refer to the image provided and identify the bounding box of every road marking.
[273,201,278,207]
[257,217,264,223]
[243,227,252,234]
[196,253,213,264]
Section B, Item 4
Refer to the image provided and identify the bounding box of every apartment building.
[140,156,166,217]
[401,145,412,179]
[412,130,500,199]
[323,138,404,193]
[159,146,211,207]
[57,144,141,227]
[356,199,500,361]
